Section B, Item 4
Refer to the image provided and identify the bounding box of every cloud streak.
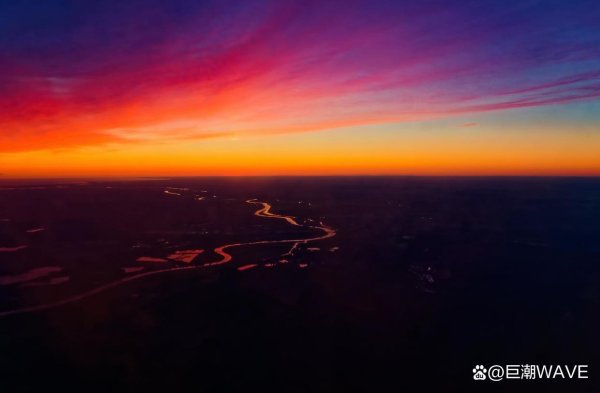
[0,0,599,151]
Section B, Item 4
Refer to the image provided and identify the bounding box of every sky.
[1,0,599,177]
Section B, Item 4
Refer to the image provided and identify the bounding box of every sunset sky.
[1,0,599,177]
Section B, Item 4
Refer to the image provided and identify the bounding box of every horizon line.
[2,174,600,181]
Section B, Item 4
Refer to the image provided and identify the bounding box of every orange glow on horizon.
[2,122,599,178]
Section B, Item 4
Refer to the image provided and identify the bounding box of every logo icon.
[473,365,487,380]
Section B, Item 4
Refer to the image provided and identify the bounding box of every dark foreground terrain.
[0,177,599,392]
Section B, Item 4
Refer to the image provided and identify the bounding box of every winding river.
[0,197,336,317]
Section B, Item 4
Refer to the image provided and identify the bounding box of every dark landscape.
[0,177,599,392]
